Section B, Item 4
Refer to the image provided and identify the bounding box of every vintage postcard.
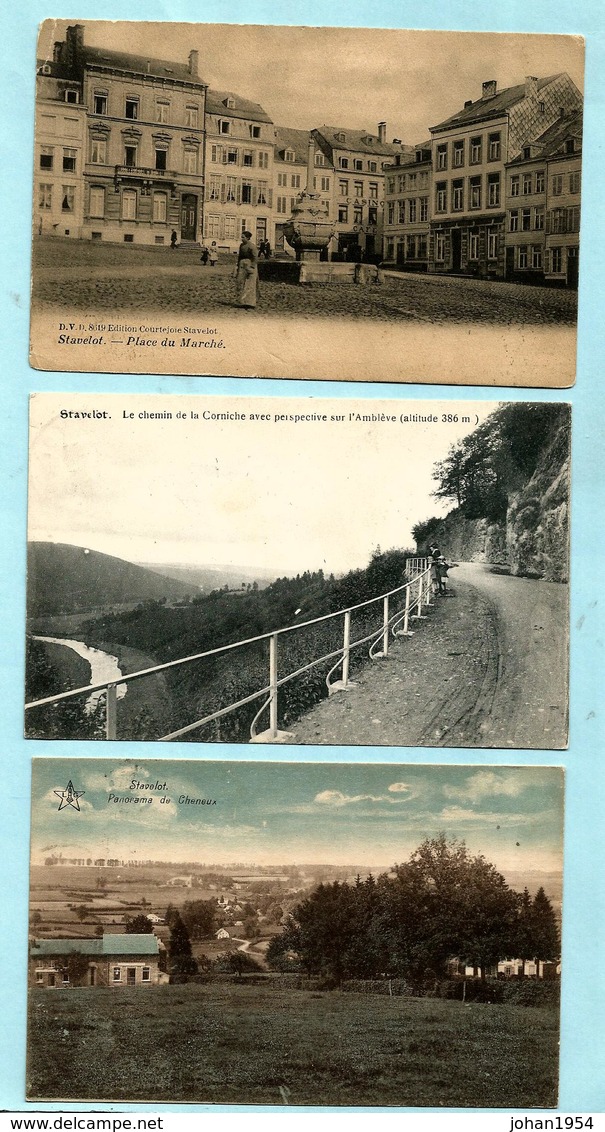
[30,21,583,385]
[25,393,570,749]
[27,757,564,1106]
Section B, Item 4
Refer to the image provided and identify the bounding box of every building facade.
[382,144,432,269]
[36,24,207,246]
[428,74,582,278]
[29,934,167,987]
[34,61,87,238]
[204,89,275,253]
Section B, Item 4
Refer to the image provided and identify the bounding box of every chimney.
[378,121,387,144]
[525,75,539,100]
[188,49,199,76]
[65,24,84,71]
[482,80,497,100]
[464,99,473,108]
[53,41,62,63]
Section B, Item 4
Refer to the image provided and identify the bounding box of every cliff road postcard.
[30,22,583,385]
[27,757,564,1106]
[25,392,570,749]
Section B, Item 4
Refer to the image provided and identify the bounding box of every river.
[33,635,128,711]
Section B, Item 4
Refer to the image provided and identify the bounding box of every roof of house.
[431,75,564,132]
[36,59,79,81]
[80,46,206,87]
[30,934,160,957]
[206,89,273,124]
[506,110,583,167]
[274,126,312,164]
[313,125,409,158]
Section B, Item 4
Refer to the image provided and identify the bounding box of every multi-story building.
[428,73,582,278]
[36,24,207,245]
[204,89,274,252]
[273,127,333,255]
[311,124,411,260]
[382,143,432,269]
[34,58,87,238]
[504,110,582,287]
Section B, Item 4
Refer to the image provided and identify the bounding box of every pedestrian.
[429,545,441,594]
[170,229,177,249]
[200,243,209,265]
[208,241,219,267]
[235,230,259,309]
[437,555,457,595]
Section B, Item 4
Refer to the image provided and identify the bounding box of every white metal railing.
[25,560,431,743]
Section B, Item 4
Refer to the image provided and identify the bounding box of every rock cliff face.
[421,419,570,583]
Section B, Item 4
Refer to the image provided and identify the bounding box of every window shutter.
[268,189,273,208]
[220,182,226,203]
[236,183,241,205]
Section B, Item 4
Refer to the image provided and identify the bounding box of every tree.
[124,913,153,934]
[529,887,560,967]
[63,951,91,985]
[73,904,89,922]
[180,899,216,941]
[168,912,198,980]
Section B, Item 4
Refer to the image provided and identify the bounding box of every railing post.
[328,609,358,695]
[424,568,432,607]
[382,596,389,657]
[412,574,427,620]
[269,632,279,738]
[395,584,414,637]
[105,684,117,740]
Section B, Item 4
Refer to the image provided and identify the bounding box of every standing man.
[235,230,259,309]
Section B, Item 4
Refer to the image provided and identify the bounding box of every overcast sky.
[31,758,564,876]
[38,21,584,146]
[28,394,498,575]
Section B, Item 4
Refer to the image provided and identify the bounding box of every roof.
[30,934,160,957]
[313,125,409,158]
[507,109,583,165]
[82,46,206,87]
[431,75,564,132]
[206,89,273,124]
[36,59,78,81]
[274,126,312,164]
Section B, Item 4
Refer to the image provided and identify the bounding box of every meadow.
[27,982,559,1108]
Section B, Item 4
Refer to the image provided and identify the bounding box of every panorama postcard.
[27,758,564,1106]
[30,22,583,385]
[25,393,569,749]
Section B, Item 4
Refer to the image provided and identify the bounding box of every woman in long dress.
[235,230,259,308]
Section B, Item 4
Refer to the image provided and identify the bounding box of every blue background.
[1,0,604,1115]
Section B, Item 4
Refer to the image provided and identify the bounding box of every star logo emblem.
[54,780,85,812]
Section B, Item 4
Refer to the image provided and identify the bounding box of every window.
[155,148,167,171]
[276,196,287,214]
[354,159,363,171]
[220,120,230,135]
[353,206,363,225]
[156,100,169,124]
[241,181,252,204]
[531,245,543,269]
[61,186,74,212]
[419,196,428,222]
[535,170,545,193]
[224,216,237,238]
[142,967,151,982]
[320,176,330,192]
[436,182,447,212]
[369,182,378,198]
[65,89,79,104]
[569,171,580,194]
[208,175,220,201]
[314,153,327,167]
[339,179,348,197]
[510,175,520,197]
[509,210,519,232]
[487,172,500,207]
[225,177,236,202]
[419,171,428,188]
[62,972,70,984]
[453,140,464,168]
[257,181,268,205]
[488,132,501,160]
[207,214,221,238]
[368,161,377,173]
[124,145,137,168]
[451,180,463,211]
[521,208,531,231]
[121,189,137,220]
[250,124,261,138]
[470,136,482,164]
[90,137,106,164]
[39,183,52,210]
[435,232,446,261]
[89,186,104,218]
[113,967,121,982]
[552,174,563,196]
[408,198,417,223]
[352,180,361,198]
[487,230,498,259]
[185,105,198,128]
[387,202,395,224]
[470,176,482,209]
[523,146,531,161]
[567,206,580,232]
[125,97,139,120]
[291,174,301,188]
[386,240,395,260]
[153,192,167,222]
[94,92,107,115]
[436,144,447,171]
[36,972,44,984]
[210,144,223,164]
[534,207,545,230]
[406,234,416,258]
[258,151,269,170]
[226,148,238,165]
[551,207,566,234]
[408,173,417,187]
[522,173,532,195]
[284,149,295,162]
[183,146,197,175]
[226,97,235,110]
[517,245,528,269]
[40,147,53,170]
[387,177,395,194]
[418,234,427,259]
[550,246,563,273]
[339,157,349,169]
[398,175,406,192]
[468,232,479,260]
[243,150,254,167]
[565,138,575,154]
[338,204,348,223]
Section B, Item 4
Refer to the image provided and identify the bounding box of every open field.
[27,983,559,1107]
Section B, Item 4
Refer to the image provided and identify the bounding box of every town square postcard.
[30,21,583,385]
[27,757,564,1106]
[25,392,569,750]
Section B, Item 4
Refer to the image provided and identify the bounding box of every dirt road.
[293,563,568,750]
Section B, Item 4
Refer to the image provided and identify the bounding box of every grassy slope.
[27,984,558,1107]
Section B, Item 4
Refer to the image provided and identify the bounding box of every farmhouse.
[29,933,168,987]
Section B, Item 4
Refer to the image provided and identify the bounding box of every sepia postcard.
[25,392,570,749]
[27,757,564,1107]
[30,21,583,385]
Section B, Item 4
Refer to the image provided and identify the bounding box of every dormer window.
[41,63,51,75]
[334,132,345,142]
[65,89,79,104]
[284,148,295,162]
[523,146,531,160]
[565,139,575,154]
[225,97,236,109]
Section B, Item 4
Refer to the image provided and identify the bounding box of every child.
[437,556,457,594]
